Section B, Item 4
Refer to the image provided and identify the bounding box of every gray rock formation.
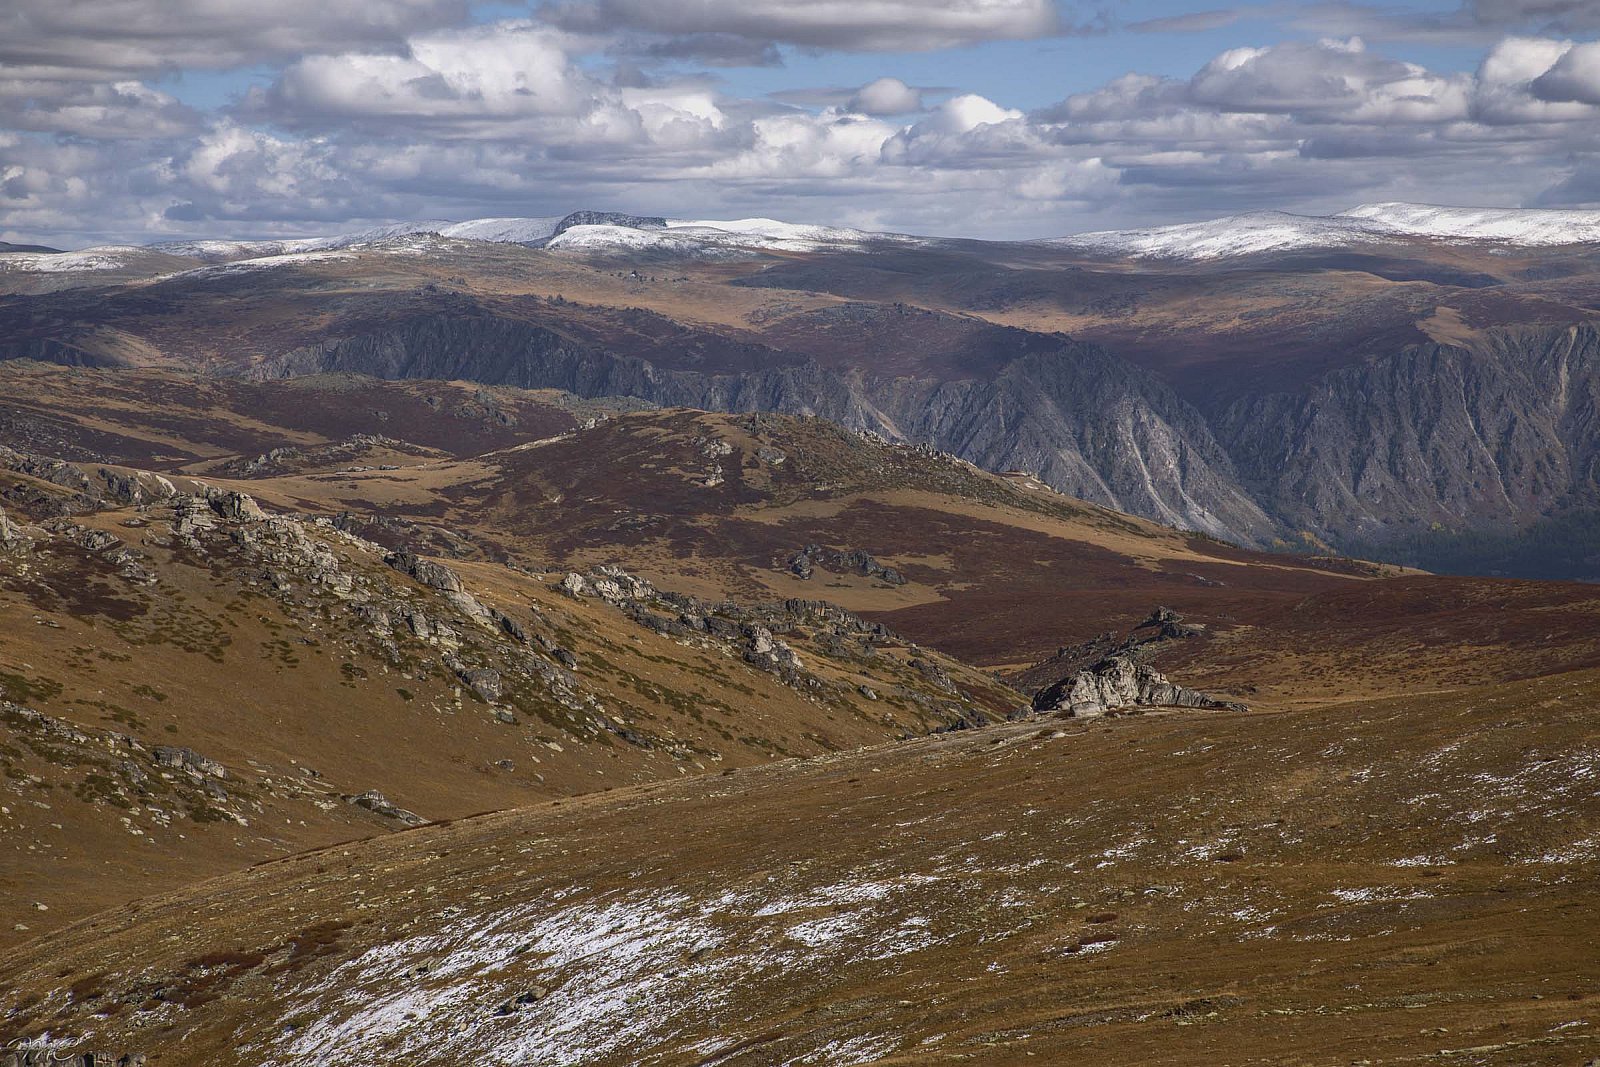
[1032,655,1245,719]
[788,544,906,585]
[1216,322,1600,547]
[0,506,28,549]
[152,745,227,779]
[457,667,504,703]
[346,789,424,826]
[385,549,495,622]
[235,309,1600,558]
[207,488,266,522]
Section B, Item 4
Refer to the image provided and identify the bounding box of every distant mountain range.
[7,202,1600,578]
[0,209,935,273]
[11,202,1600,272]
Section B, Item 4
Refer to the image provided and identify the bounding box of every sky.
[4,0,1600,246]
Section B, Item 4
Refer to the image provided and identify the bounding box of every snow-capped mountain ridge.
[10,202,1600,275]
[0,211,919,274]
[1047,202,1600,260]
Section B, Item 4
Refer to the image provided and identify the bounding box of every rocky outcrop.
[551,210,667,237]
[151,745,227,779]
[554,565,993,728]
[0,448,175,518]
[206,488,266,522]
[384,549,499,623]
[1132,606,1204,642]
[1018,605,1234,718]
[345,789,424,827]
[0,700,253,828]
[787,544,905,585]
[1012,605,1207,695]
[1033,656,1245,719]
[0,505,28,549]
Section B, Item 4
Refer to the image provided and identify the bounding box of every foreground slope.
[3,668,1596,1065]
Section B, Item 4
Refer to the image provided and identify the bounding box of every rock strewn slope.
[0,447,1012,945]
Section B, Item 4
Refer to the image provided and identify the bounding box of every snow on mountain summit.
[1047,211,1373,260]
[1332,203,1600,246]
[438,216,567,244]
[15,202,1600,278]
[1047,202,1600,260]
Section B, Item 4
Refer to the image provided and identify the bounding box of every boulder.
[386,550,464,594]
[346,789,424,827]
[458,667,504,703]
[208,489,267,522]
[1133,605,1205,641]
[171,496,218,538]
[785,544,905,585]
[910,657,957,692]
[151,745,227,779]
[0,506,28,549]
[1033,655,1245,719]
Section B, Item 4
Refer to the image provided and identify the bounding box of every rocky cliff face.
[254,313,1600,550]
[1218,323,1600,545]
[251,314,1273,541]
[10,278,1600,558]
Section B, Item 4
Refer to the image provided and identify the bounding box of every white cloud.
[1532,40,1600,105]
[922,93,1022,133]
[848,78,924,116]
[1473,36,1598,122]
[1189,37,1469,122]
[267,22,596,124]
[542,0,1061,51]
[0,0,466,80]
[0,78,199,138]
[9,13,1600,247]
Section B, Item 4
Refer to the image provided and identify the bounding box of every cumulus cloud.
[919,93,1023,134]
[261,22,598,127]
[848,78,925,115]
[1189,37,1470,123]
[0,0,465,81]
[1532,40,1600,105]
[541,0,1061,52]
[8,5,1600,248]
[0,78,199,138]
[1473,36,1598,122]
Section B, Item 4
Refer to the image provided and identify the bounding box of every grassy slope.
[0,472,1009,946]
[3,666,1595,1065]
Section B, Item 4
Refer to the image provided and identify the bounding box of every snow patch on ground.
[255,873,943,1066]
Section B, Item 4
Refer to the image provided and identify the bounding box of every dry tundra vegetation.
[0,238,1596,1064]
